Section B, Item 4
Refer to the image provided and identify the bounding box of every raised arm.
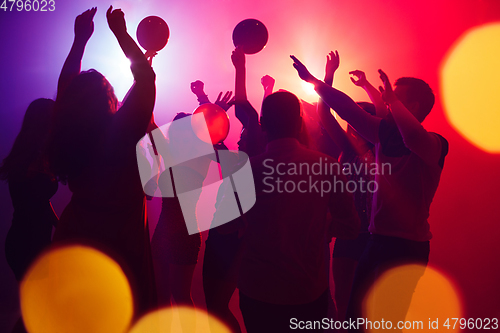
[378,70,443,164]
[190,80,211,105]
[261,75,275,102]
[230,47,264,155]
[107,6,150,66]
[349,70,388,118]
[291,55,381,144]
[316,51,356,159]
[231,46,252,128]
[232,46,247,103]
[107,6,156,143]
[214,91,234,111]
[57,8,96,100]
[190,80,233,111]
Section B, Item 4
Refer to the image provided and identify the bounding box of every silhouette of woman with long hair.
[2,98,58,281]
[1,98,57,333]
[48,7,157,316]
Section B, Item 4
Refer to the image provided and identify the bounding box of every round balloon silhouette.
[232,19,268,54]
[191,104,230,144]
[136,16,170,51]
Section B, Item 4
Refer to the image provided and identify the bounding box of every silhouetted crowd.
[1,7,448,333]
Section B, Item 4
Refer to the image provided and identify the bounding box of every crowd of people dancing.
[1,6,448,333]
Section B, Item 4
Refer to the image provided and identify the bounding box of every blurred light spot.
[364,264,462,332]
[84,37,133,101]
[128,306,231,333]
[301,81,317,96]
[100,55,134,102]
[21,245,133,333]
[441,23,500,153]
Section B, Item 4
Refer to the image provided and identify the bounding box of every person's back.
[370,77,448,241]
[238,91,359,332]
[241,139,358,302]
[371,114,447,241]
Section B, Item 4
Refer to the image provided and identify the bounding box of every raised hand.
[190,80,205,96]
[190,80,210,104]
[231,46,245,69]
[58,7,97,99]
[349,69,388,117]
[291,55,316,83]
[215,91,234,111]
[106,6,127,36]
[261,75,275,100]
[325,50,339,84]
[261,75,275,91]
[349,70,368,87]
[74,7,97,43]
[378,69,397,103]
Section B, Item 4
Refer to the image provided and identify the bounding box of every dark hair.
[0,98,55,180]
[261,91,302,139]
[395,77,435,121]
[167,112,193,141]
[48,70,117,182]
[172,112,190,121]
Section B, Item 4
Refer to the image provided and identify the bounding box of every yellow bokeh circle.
[364,264,462,332]
[20,245,134,333]
[441,23,500,153]
[129,306,231,333]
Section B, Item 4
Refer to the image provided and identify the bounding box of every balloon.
[232,19,268,54]
[20,245,133,333]
[137,16,170,52]
[191,103,230,144]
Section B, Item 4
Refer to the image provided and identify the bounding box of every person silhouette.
[2,98,57,282]
[238,91,360,333]
[184,78,246,333]
[48,7,157,317]
[292,54,449,332]
[314,51,376,325]
[1,98,58,333]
